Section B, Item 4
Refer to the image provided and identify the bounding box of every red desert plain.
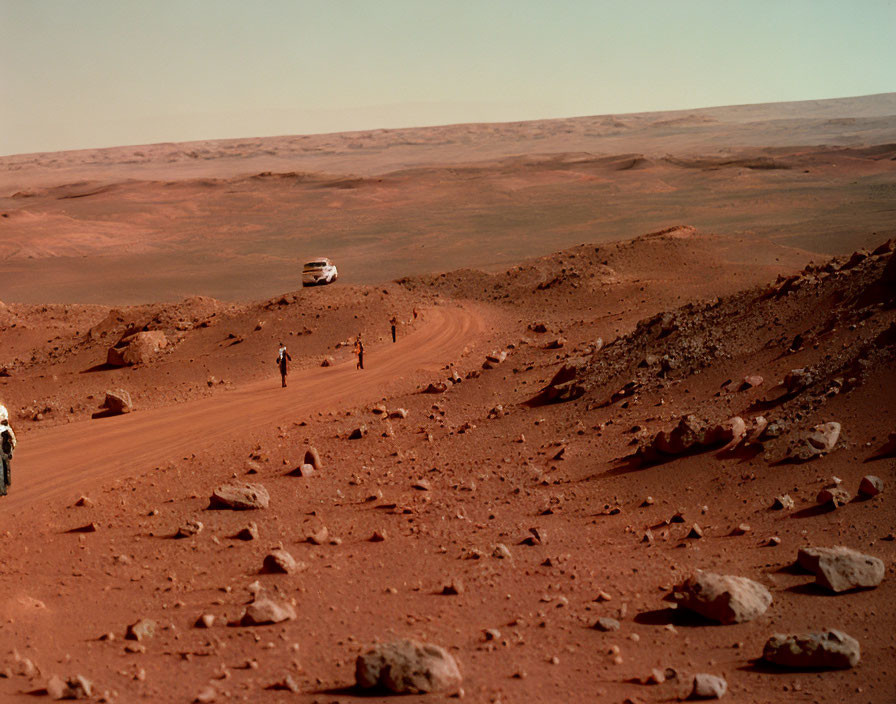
[0,94,895,703]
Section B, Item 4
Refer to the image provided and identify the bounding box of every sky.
[2,0,894,156]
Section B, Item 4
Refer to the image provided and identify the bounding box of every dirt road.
[5,304,484,515]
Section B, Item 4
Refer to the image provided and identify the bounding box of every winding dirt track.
[6,305,484,515]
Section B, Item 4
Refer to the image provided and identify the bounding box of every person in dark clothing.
[354,333,364,370]
[0,405,16,497]
[390,316,398,343]
[276,343,292,387]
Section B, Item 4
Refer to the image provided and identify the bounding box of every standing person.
[390,315,398,343]
[354,333,364,370]
[276,343,292,388]
[0,405,16,498]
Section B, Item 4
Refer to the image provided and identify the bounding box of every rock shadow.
[81,362,119,374]
[90,408,126,420]
[634,607,716,628]
[310,685,388,698]
[789,504,836,519]
[738,658,840,674]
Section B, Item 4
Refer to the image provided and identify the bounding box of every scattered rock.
[102,389,133,415]
[304,447,322,470]
[789,422,841,461]
[46,674,92,700]
[638,415,745,462]
[797,546,885,592]
[771,494,794,510]
[208,483,270,510]
[593,617,620,632]
[520,527,547,546]
[320,356,335,367]
[125,619,156,642]
[644,668,666,685]
[289,463,316,477]
[232,522,259,541]
[240,597,296,626]
[261,549,302,574]
[194,685,218,702]
[528,359,586,404]
[691,673,727,699]
[195,614,215,629]
[686,524,704,539]
[355,639,462,694]
[441,579,464,595]
[370,530,387,542]
[740,375,764,390]
[670,572,772,624]
[482,350,507,370]
[492,543,513,560]
[858,475,883,497]
[306,525,329,545]
[268,674,300,692]
[388,408,408,419]
[816,486,850,508]
[762,630,860,669]
[870,432,896,459]
[175,520,203,539]
[74,496,94,508]
[783,368,813,393]
[349,425,368,440]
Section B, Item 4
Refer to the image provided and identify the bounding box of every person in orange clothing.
[353,333,364,370]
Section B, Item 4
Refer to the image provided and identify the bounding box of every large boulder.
[355,639,462,694]
[107,330,168,366]
[208,483,270,510]
[762,630,860,669]
[797,546,885,592]
[670,572,772,624]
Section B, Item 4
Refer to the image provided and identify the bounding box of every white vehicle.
[302,257,338,287]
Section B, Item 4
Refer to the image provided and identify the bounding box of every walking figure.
[354,333,364,370]
[390,316,398,343]
[276,343,292,388]
[0,405,16,497]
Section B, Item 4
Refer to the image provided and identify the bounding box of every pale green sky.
[2,0,894,156]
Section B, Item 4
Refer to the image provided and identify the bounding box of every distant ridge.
[2,92,894,189]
